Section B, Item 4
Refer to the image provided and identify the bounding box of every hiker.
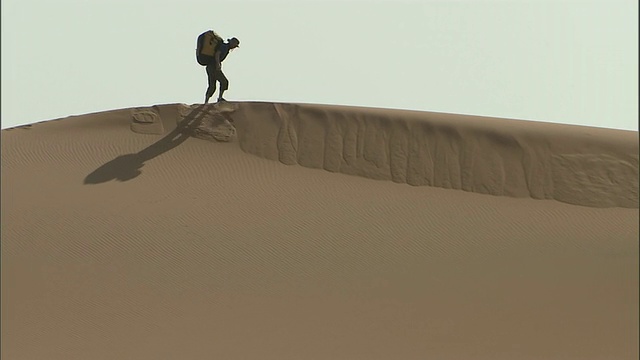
[205,37,240,104]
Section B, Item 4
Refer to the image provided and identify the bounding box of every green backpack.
[196,30,223,66]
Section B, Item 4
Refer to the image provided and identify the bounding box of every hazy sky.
[1,0,637,130]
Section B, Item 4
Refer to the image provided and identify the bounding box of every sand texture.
[2,102,638,359]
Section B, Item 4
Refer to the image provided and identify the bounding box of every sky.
[1,0,638,131]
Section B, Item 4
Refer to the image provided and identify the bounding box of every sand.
[2,102,638,359]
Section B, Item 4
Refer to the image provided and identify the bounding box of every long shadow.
[84,105,212,184]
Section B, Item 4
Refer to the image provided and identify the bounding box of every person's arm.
[214,51,221,70]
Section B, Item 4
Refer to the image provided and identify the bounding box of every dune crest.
[130,101,638,208]
[228,102,638,208]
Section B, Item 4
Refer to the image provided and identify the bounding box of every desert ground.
[2,102,638,359]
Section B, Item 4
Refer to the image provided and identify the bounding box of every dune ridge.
[234,102,638,208]
[133,102,638,208]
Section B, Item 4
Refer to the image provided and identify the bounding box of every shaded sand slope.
[1,103,638,359]
[232,102,638,208]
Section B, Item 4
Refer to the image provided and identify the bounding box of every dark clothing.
[204,40,233,102]
[205,64,228,99]
[217,43,231,62]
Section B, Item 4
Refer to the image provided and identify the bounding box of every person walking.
[205,37,240,104]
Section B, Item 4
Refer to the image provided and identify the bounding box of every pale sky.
[1,0,638,130]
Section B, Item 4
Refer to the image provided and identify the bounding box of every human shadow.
[84,104,211,184]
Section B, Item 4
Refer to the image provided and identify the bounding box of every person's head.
[228,37,240,49]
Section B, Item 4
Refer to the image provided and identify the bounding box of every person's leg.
[217,70,229,101]
[205,64,217,103]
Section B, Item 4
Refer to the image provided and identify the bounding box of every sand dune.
[2,102,638,359]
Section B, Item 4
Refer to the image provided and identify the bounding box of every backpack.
[196,30,223,66]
